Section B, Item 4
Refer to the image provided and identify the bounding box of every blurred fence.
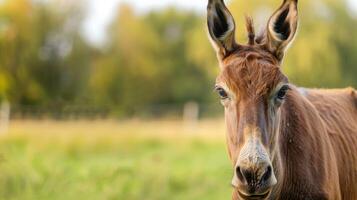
[10,105,110,120]
[7,102,223,120]
[132,102,223,119]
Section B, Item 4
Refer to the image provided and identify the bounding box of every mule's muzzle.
[232,164,276,199]
[237,189,271,200]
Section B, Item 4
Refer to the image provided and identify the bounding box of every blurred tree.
[0,0,91,106]
[90,5,213,115]
[0,0,36,103]
[0,0,356,117]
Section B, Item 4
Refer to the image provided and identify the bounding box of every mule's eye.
[277,85,290,100]
[215,87,228,99]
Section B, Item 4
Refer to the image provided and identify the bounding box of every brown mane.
[220,49,284,100]
[245,16,256,45]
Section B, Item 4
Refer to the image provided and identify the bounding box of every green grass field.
[0,120,233,200]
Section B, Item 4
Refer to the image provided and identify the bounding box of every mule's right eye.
[215,87,228,99]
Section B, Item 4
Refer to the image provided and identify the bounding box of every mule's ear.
[207,0,238,59]
[265,0,298,61]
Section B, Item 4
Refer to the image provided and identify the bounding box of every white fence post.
[183,101,199,132]
[0,101,10,134]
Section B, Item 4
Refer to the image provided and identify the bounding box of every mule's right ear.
[207,0,238,60]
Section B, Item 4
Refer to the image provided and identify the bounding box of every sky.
[82,0,357,46]
[82,0,207,46]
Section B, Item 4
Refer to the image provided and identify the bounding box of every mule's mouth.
[237,190,270,200]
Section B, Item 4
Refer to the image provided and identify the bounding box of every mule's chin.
[237,190,271,200]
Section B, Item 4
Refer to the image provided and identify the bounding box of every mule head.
[207,0,299,199]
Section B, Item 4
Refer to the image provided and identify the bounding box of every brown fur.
[220,48,284,100]
[221,50,357,200]
[207,1,357,199]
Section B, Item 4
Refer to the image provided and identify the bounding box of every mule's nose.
[235,164,275,194]
[236,165,272,185]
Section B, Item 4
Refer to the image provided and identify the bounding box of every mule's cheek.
[267,104,282,156]
[224,107,240,162]
[225,120,237,161]
[226,138,237,162]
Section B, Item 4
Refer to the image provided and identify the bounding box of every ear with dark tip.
[207,0,238,59]
[265,0,298,61]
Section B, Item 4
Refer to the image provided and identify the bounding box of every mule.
[206,0,357,199]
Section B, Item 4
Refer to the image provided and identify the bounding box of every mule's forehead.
[217,54,287,99]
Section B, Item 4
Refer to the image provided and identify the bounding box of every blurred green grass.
[0,120,232,200]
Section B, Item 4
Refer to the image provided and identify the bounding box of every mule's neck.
[271,86,337,199]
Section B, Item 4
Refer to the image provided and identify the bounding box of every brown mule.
[206,0,357,199]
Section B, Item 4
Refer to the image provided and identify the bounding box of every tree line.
[0,0,356,117]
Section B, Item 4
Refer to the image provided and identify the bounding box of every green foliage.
[0,0,357,116]
[0,0,90,105]
[90,6,214,115]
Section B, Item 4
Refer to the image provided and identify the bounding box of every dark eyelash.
[281,85,290,90]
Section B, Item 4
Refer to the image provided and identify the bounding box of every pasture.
[0,120,232,200]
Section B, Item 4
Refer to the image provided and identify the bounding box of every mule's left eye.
[277,85,290,100]
[215,87,228,99]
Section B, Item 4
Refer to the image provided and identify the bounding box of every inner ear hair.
[265,0,298,61]
[268,0,298,42]
[212,3,231,39]
[207,0,238,57]
[273,7,291,41]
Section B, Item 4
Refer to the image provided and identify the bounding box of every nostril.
[236,166,254,184]
[261,166,272,183]
[236,166,244,182]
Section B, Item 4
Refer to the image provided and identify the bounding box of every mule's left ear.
[265,0,298,61]
[207,0,238,60]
